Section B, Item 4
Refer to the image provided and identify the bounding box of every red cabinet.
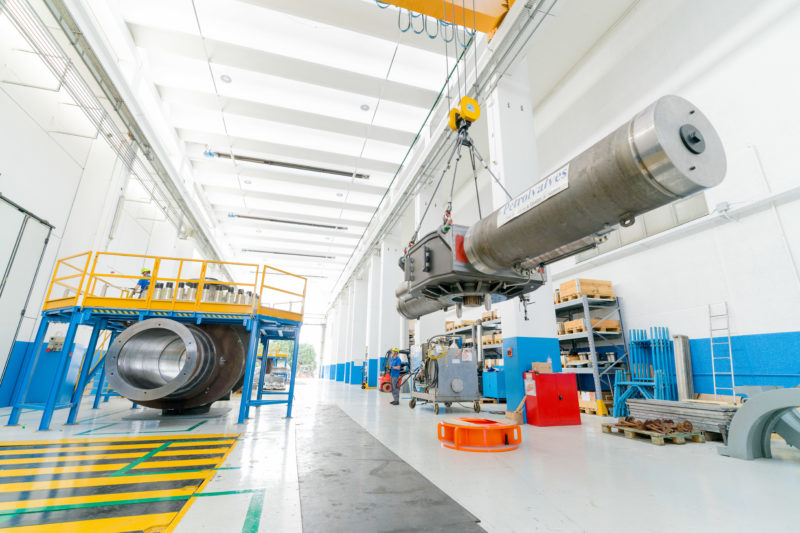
[523,372,581,426]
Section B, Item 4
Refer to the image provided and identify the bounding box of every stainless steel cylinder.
[106,318,247,410]
[464,95,726,273]
[396,291,447,319]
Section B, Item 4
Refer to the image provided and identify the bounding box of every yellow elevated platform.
[42,251,306,322]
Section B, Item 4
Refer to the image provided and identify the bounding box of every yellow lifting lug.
[460,96,480,123]
[448,96,481,131]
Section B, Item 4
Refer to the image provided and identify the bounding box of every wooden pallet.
[480,397,501,404]
[602,423,706,445]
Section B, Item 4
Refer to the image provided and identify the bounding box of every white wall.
[529,0,800,338]
[0,15,202,360]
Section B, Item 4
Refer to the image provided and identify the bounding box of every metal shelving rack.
[555,296,629,396]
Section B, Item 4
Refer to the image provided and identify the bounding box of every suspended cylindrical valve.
[464,95,726,273]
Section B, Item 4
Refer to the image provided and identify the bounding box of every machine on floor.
[409,335,481,414]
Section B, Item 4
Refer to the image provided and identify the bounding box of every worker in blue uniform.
[389,348,402,405]
[134,268,151,298]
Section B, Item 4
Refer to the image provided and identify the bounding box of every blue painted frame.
[6,305,302,430]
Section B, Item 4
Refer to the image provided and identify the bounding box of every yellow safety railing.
[43,251,92,311]
[258,264,307,322]
[41,251,306,321]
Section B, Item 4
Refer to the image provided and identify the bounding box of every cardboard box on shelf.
[530,362,552,374]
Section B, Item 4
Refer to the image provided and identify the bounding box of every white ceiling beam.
[216,205,369,231]
[158,86,416,147]
[189,154,388,196]
[235,0,446,55]
[227,234,356,252]
[218,216,363,240]
[128,23,438,109]
[179,129,401,175]
[201,184,375,213]
[235,242,352,258]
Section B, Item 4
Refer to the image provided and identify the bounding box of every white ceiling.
[84,0,457,313]
[64,0,641,317]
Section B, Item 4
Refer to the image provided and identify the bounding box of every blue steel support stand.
[66,319,105,424]
[92,330,118,409]
[256,338,270,402]
[38,312,82,431]
[6,315,51,427]
[237,317,262,424]
[285,327,301,418]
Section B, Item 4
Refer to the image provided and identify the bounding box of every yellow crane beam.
[381,0,515,36]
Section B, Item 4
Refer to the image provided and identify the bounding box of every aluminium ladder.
[708,302,736,400]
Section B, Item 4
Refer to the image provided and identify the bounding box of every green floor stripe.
[120,468,214,476]
[0,488,261,519]
[120,465,240,476]
[241,489,265,533]
[75,419,208,436]
[0,495,190,517]
[75,422,116,435]
[111,442,170,476]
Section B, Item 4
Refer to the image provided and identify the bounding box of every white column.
[337,287,351,381]
[348,271,368,384]
[377,233,404,354]
[365,252,381,356]
[485,56,557,339]
[413,179,446,344]
[485,56,559,411]
[364,251,382,386]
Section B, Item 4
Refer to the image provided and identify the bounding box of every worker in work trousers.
[389,349,402,405]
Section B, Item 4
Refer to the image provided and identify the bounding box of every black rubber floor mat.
[296,405,484,533]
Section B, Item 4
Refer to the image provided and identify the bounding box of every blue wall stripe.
[350,362,362,385]
[336,363,345,382]
[689,331,800,394]
[0,341,31,407]
[368,358,379,388]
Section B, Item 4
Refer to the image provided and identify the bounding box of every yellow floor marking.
[154,448,228,458]
[0,487,195,512]
[164,436,240,533]
[0,434,240,447]
[4,439,236,457]
[0,512,177,533]
[131,458,221,470]
[0,452,146,466]
[0,439,236,456]
[0,463,132,478]
[0,470,212,493]
[0,447,228,466]
[162,439,237,448]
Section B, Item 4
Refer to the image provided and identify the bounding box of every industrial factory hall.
[1,0,798,532]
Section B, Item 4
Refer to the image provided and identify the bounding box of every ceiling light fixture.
[228,213,348,231]
[213,152,369,180]
[243,179,252,184]
[243,248,335,260]
[220,74,232,83]
[360,104,370,111]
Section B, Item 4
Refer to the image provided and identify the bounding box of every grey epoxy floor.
[1,379,797,532]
